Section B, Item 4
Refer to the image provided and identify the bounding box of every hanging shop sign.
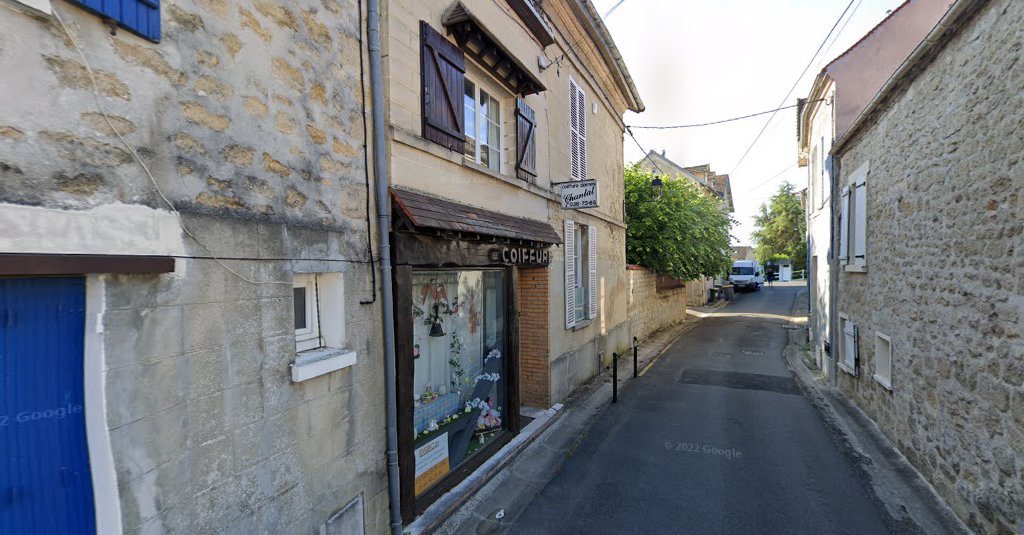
[560,180,599,209]
[489,246,551,266]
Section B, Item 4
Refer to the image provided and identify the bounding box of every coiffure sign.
[560,180,599,209]
[490,246,551,266]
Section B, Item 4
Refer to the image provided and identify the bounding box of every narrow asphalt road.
[510,282,904,535]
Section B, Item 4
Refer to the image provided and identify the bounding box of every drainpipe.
[366,1,403,533]
[828,156,840,386]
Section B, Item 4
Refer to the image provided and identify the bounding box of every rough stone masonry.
[833,0,1024,533]
[0,1,389,533]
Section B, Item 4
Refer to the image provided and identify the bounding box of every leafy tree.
[752,183,806,271]
[624,163,734,280]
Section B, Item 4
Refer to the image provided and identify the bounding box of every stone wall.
[627,266,689,344]
[0,1,388,533]
[833,1,1023,532]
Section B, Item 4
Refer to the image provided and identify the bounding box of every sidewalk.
[782,289,973,535]
[412,306,722,535]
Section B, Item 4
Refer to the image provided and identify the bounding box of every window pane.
[293,287,307,329]
[479,145,490,168]
[411,270,508,496]
[463,81,476,142]
[478,91,489,146]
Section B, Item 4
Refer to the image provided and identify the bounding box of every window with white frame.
[463,79,502,172]
[293,274,322,352]
[291,272,355,381]
[564,220,597,329]
[569,79,587,181]
[839,162,868,270]
[874,332,892,390]
[839,315,858,375]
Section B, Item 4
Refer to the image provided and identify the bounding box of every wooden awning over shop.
[391,188,561,245]
[441,1,546,96]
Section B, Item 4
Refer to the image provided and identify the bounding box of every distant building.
[640,150,735,212]
[731,246,756,262]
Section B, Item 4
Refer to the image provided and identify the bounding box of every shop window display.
[410,270,507,495]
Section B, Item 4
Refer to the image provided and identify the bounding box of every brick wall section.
[518,267,551,408]
[834,1,1023,532]
[627,267,689,343]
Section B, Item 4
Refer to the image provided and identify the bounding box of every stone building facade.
[830,0,1023,532]
[378,0,642,521]
[797,0,950,380]
[0,1,387,533]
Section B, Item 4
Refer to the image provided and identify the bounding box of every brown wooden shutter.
[420,22,465,153]
[515,98,537,181]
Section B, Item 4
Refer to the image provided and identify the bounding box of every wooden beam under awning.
[442,1,546,96]
[0,254,175,275]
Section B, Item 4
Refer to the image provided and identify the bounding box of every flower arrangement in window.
[448,332,466,392]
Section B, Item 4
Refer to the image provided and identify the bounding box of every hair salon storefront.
[390,188,560,520]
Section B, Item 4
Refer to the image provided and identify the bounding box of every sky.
[592,0,908,244]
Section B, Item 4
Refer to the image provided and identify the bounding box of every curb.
[420,306,715,534]
[782,289,973,535]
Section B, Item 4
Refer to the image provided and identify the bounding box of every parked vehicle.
[729,260,764,291]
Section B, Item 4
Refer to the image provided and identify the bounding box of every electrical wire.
[603,0,627,19]
[356,0,378,304]
[814,0,865,73]
[729,0,857,175]
[749,162,799,193]
[625,127,665,175]
[628,100,824,130]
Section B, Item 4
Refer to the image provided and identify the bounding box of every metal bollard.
[612,352,618,403]
[633,336,639,378]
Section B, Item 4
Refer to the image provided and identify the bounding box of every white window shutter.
[577,85,587,180]
[853,182,867,261]
[588,225,598,319]
[564,219,576,329]
[843,320,858,372]
[819,136,825,205]
[839,188,850,263]
[569,80,580,181]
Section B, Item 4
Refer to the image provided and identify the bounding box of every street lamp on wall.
[650,174,663,199]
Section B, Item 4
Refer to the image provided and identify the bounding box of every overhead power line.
[625,127,665,175]
[729,0,857,175]
[628,100,824,130]
[604,0,628,18]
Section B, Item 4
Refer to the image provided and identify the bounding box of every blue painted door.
[1,278,95,534]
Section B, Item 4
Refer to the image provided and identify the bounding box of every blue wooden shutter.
[71,0,161,43]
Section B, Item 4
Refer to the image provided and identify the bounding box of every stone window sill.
[291,347,356,382]
[838,360,858,377]
[572,319,593,331]
[844,264,868,273]
[391,126,557,202]
[873,374,892,391]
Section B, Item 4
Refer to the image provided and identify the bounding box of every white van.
[729,260,764,291]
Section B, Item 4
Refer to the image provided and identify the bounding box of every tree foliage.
[752,182,807,270]
[624,163,734,280]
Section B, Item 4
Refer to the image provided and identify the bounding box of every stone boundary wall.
[627,266,689,344]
